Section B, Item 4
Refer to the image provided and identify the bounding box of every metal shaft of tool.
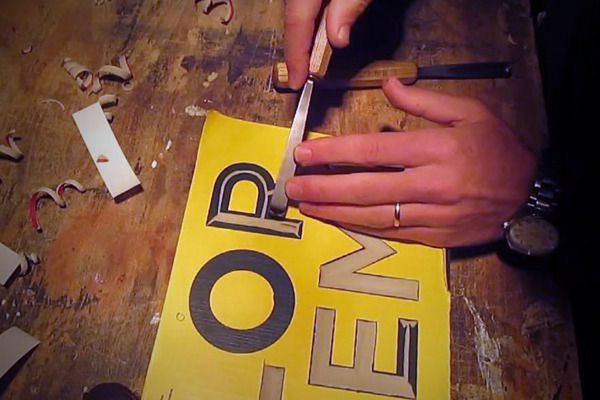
[269,78,315,218]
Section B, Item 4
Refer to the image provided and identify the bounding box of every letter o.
[189,250,295,353]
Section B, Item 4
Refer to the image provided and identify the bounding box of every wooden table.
[0,0,582,398]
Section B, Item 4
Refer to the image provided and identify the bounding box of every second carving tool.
[269,14,332,218]
[272,60,512,90]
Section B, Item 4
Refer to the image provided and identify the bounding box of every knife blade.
[269,14,332,218]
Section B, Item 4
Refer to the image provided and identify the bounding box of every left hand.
[285,78,538,248]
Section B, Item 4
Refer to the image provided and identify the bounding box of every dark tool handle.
[308,15,333,79]
[417,62,512,79]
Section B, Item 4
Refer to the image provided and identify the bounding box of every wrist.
[499,167,560,266]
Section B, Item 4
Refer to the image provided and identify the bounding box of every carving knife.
[269,15,332,218]
[272,60,512,90]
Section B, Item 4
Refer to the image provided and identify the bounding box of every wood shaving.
[90,75,103,94]
[21,46,33,55]
[184,105,208,117]
[206,72,218,82]
[63,55,133,93]
[165,139,172,151]
[17,253,40,276]
[99,94,118,123]
[41,98,65,111]
[150,312,161,325]
[97,54,132,82]
[0,133,24,161]
[29,180,86,232]
[29,188,66,232]
[62,58,93,91]
[151,160,158,169]
[196,0,234,25]
[98,94,118,107]
[56,179,86,198]
[121,80,134,91]
[507,33,518,46]
[97,154,110,163]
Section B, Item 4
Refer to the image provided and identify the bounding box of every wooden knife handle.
[274,60,418,90]
[308,15,333,79]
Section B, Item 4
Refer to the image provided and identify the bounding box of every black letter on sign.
[189,250,296,353]
[207,163,303,239]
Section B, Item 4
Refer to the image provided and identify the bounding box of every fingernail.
[299,203,314,214]
[337,25,350,45]
[289,79,303,90]
[294,146,312,163]
[385,77,398,86]
[288,79,301,91]
[286,182,302,199]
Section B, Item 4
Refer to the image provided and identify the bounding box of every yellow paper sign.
[142,112,450,400]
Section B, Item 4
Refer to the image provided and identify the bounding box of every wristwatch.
[501,175,560,262]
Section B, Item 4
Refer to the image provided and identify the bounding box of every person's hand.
[285,0,372,89]
[285,78,538,248]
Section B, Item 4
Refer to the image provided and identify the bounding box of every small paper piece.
[0,242,21,286]
[72,103,141,199]
[0,327,40,379]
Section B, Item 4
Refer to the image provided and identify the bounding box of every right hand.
[285,0,372,89]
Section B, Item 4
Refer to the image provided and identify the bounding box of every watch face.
[506,215,559,256]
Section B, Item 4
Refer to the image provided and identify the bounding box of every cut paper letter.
[72,103,141,199]
[0,327,40,379]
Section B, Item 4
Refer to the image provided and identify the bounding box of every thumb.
[326,0,372,48]
[383,77,493,126]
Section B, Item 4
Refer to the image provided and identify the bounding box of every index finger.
[294,131,447,167]
[284,0,323,89]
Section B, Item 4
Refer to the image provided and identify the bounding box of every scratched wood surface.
[0,0,581,399]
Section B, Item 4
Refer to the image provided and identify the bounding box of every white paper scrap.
[72,103,141,199]
[0,327,40,379]
[0,242,21,286]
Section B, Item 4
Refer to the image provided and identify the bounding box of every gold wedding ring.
[393,202,401,228]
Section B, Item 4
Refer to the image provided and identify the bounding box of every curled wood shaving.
[29,188,66,232]
[196,0,234,25]
[21,46,33,55]
[98,94,118,107]
[62,58,93,91]
[97,55,132,81]
[96,154,110,163]
[90,75,103,94]
[29,180,86,232]
[104,112,114,123]
[41,98,66,111]
[17,253,40,276]
[63,55,133,93]
[121,80,134,91]
[0,133,24,161]
[56,179,86,198]
[99,94,118,123]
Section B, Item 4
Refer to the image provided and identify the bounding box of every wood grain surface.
[0,0,581,399]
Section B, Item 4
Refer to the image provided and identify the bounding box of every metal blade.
[417,62,512,80]
[269,79,315,218]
